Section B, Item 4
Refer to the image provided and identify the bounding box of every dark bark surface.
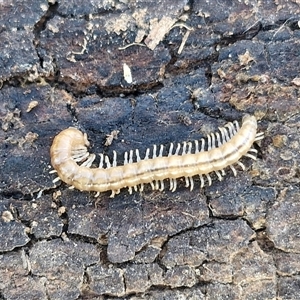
[1,0,300,299]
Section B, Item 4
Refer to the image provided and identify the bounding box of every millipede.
[50,114,264,198]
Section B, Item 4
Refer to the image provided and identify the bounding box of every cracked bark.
[1,0,300,299]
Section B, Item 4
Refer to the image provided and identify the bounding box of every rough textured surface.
[1,0,300,299]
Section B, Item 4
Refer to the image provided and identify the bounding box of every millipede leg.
[129,150,133,163]
[128,186,133,194]
[169,178,174,191]
[73,151,89,162]
[230,165,237,176]
[199,175,205,188]
[139,184,144,192]
[168,143,174,156]
[210,133,216,149]
[244,153,257,160]
[185,176,189,188]
[219,126,230,142]
[71,147,87,154]
[236,161,246,170]
[171,179,177,192]
[159,145,164,157]
[245,148,258,160]
[175,143,181,155]
[215,170,223,181]
[94,192,100,197]
[248,148,258,153]
[206,173,212,186]
[207,134,212,151]
[200,138,205,151]
[159,180,164,191]
[225,122,235,137]
[112,151,117,167]
[219,127,226,143]
[136,149,141,162]
[233,120,240,132]
[72,151,87,160]
[255,132,264,141]
[187,142,192,154]
[53,176,61,183]
[144,148,150,159]
[124,151,128,164]
[194,140,199,153]
[182,142,187,155]
[152,145,157,158]
[150,181,155,190]
[81,154,96,167]
[105,155,111,168]
[99,153,104,168]
[189,177,194,191]
[215,132,222,147]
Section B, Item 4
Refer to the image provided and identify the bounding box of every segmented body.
[50,115,263,197]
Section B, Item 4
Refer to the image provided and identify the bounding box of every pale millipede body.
[50,115,264,197]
